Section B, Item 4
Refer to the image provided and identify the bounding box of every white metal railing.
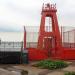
[0,42,22,51]
[0,42,38,51]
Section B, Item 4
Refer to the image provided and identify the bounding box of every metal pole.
[74,30,75,47]
[24,26,26,49]
[61,26,62,46]
[68,31,69,48]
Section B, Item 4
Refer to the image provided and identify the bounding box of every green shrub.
[33,60,68,70]
[65,72,75,75]
[54,60,68,68]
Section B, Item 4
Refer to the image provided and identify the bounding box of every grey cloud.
[0,0,75,32]
[7,2,41,22]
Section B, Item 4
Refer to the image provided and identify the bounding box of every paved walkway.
[47,71,64,75]
[0,68,21,75]
[0,61,75,75]
[13,65,49,75]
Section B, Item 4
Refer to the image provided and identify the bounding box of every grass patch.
[33,60,68,70]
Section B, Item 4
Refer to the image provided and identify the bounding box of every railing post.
[74,30,75,47]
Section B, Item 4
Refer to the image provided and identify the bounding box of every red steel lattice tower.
[37,3,62,56]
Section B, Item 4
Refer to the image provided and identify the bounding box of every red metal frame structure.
[37,3,62,57]
[24,3,75,60]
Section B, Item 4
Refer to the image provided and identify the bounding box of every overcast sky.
[0,0,75,32]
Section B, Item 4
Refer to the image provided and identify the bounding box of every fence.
[0,26,75,49]
[62,26,75,48]
[25,26,75,48]
[0,41,38,50]
[0,42,22,51]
